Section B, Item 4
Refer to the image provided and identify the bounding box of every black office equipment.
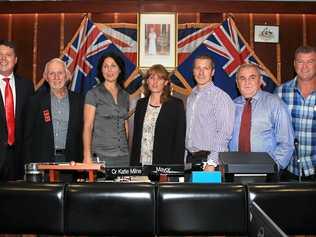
[219,152,278,183]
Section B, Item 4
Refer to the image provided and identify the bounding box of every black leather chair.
[64,182,156,236]
[157,183,248,236]
[248,183,316,235]
[0,182,65,234]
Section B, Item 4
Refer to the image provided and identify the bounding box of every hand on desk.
[203,164,215,172]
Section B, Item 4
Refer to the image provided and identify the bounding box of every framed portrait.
[138,13,177,69]
[254,25,279,43]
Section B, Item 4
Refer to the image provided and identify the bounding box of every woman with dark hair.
[83,52,129,167]
[131,64,186,166]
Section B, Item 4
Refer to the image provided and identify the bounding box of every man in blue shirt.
[275,46,316,181]
[229,63,294,171]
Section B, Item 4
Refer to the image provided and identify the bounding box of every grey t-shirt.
[85,84,129,161]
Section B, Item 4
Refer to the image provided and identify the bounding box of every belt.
[188,150,210,157]
[54,149,66,156]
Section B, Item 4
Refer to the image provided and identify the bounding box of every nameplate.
[106,166,143,176]
[143,165,184,176]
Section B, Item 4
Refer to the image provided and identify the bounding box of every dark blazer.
[130,96,186,166]
[0,75,34,179]
[24,89,84,164]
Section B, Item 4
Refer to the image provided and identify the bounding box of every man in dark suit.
[0,40,34,181]
[24,58,84,173]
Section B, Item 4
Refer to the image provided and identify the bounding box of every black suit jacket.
[24,89,84,164]
[0,75,34,179]
[130,96,186,166]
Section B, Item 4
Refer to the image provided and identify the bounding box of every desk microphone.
[294,138,299,161]
[294,138,302,182]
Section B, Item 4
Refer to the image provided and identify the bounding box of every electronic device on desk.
[219,152,278,183]
[186,150,210,171]
[143,164,185,182]
[249,201,287,237]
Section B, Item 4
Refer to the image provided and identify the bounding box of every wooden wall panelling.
[252,14,278,81]
[2,1,316,14]
[306,14,316,46]
[36,14,61,84]
[63,13,85,50]
[279,14,302,82]
[178,13,199,24]
[0,14,10,40]
[92,13,117,23]
[200,13,223,23]
[92,13,137,24]
[12,14,35,83]
[232,14,251,47]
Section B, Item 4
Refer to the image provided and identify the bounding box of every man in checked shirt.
[185,55,235,171]
[275,45,316,181]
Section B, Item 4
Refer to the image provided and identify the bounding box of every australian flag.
[173,17,278,99]
[62,16,140,94]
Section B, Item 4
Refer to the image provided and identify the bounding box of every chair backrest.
[157,183,248,236]
[248,183,316,235]
[0,182,65,234]
[64,182,156,236]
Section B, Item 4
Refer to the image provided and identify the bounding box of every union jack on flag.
[62,17,140,94]
[174,17,278,98]
[171,23,218,94]
[97,23,137,64]
[177,23,218,65]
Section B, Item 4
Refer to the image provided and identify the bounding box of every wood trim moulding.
[1,1,316,14]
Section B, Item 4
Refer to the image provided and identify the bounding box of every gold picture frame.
[138,12,177,69]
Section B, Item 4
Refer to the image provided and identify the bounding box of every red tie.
[3,78,15,145]
[238,98,252,152]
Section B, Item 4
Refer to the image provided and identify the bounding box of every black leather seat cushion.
[65,182,156,236]
[0,182,64,234]
[157,183,247,236]
[248,183,316,235]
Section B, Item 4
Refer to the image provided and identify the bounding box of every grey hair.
[236,63,265,86]
[43,58,72,81]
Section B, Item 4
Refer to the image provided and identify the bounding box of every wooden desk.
[37,163,104,182]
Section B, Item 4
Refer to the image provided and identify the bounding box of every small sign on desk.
[191,171,222,183]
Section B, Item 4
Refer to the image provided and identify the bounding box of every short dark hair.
[0,40,17,55]
[193,54,215,69]
[294,45,316,59]
[97,52,126,88]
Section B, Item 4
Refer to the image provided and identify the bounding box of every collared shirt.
[275,77,316,176]
[0,73,16,113]
[51,91,69,150]
[186,81,235,165]
[229,90,294,170]
[85,83,129,158]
